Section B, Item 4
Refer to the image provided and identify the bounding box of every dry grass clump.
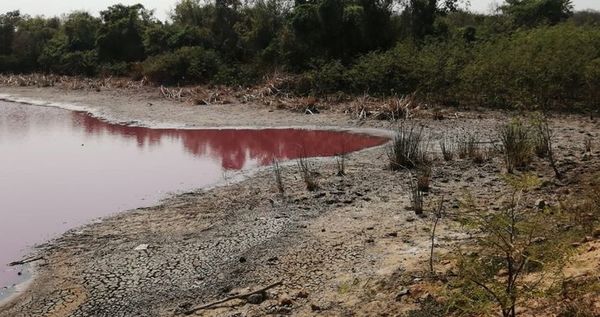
[499,120,533,173]
[439,136,455,161]
[388,124,429,170]
[531,116,561,178]
[408,176,425,216]
[297,156,319,191]
[335,152,347,176]
[417,164,432,192]
[457,134,487,163]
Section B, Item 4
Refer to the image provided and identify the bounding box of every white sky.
[1,0,599,21]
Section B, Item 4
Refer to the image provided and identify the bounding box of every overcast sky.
[1,0,599,21]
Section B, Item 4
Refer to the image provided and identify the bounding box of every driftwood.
[9,256,43,266]
[182,281,283,315]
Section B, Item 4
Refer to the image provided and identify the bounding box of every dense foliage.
[1,0,599,110]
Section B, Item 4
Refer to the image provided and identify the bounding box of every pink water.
[0,101,387,292]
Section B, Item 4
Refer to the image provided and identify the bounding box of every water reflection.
[73,112,387,170]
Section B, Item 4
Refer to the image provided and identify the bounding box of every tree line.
[1,0,599,110]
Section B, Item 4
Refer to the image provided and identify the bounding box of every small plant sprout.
[417,163,432,192]
[272,159,285,194]
[584,136,592,153]
[429,197,445,275]
[408,174,425,216]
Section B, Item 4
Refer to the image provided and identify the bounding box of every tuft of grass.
[457,134,487,163]
[584,136,592,153]
[297,156,319,191]
[335,152,347,176]
[531,116,561,178]
[272,159,285,194]
[499,120,533,173]
[409,176,425,216]
[388,124,429,170]
[439,136,455,161]
[417,164,432,192]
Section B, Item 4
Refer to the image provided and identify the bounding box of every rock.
[365,238,375,244]
[395,288,410,301]
[310,304,321,311]
[387,232,398,237]
[279,296,293,306]
[295,290,309,299]
[239,257,247,263]
[134,244,149,251]
[532,237,547,244]
[592,228,600,238]
[406,217,416,222]
[247,293,265,305]
[588,246,597,253]
[571,242,582,248]
[535,199,546,210]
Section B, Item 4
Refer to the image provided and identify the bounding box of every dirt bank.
[0,86,598,317]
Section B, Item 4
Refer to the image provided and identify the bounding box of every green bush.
[142,46,222,84]
[460,24,600,110]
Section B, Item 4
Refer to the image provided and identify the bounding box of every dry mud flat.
[0,86,599,317]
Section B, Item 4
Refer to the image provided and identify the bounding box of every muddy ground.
[0,86,598,317]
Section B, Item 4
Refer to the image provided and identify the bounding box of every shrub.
[142,46,222,84]
[499,120,533,173]
[388,124,428,170]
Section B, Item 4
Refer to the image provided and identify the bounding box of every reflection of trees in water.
[74,112,387,170]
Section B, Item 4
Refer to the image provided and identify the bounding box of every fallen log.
[182,281,283,315]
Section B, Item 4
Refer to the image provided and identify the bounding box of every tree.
[63,12,101,52]
[0,11,21,55]
[96,4,154,62]
[501,0,573,27]
[456,175,566,317]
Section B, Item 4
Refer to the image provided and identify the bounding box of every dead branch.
[182,281,283,315]
[9,256,43,266]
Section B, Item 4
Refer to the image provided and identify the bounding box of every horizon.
[0,0,599,21]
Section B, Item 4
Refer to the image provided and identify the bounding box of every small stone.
[247,293,264,305]
[395,288,410,301]
[535,199,546,210]
[295,290,309,299]
[134,244,149,251]
[280,296,293,306]
[387,232,398,237]
[310,304,321,311]
[588,246,597,252]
